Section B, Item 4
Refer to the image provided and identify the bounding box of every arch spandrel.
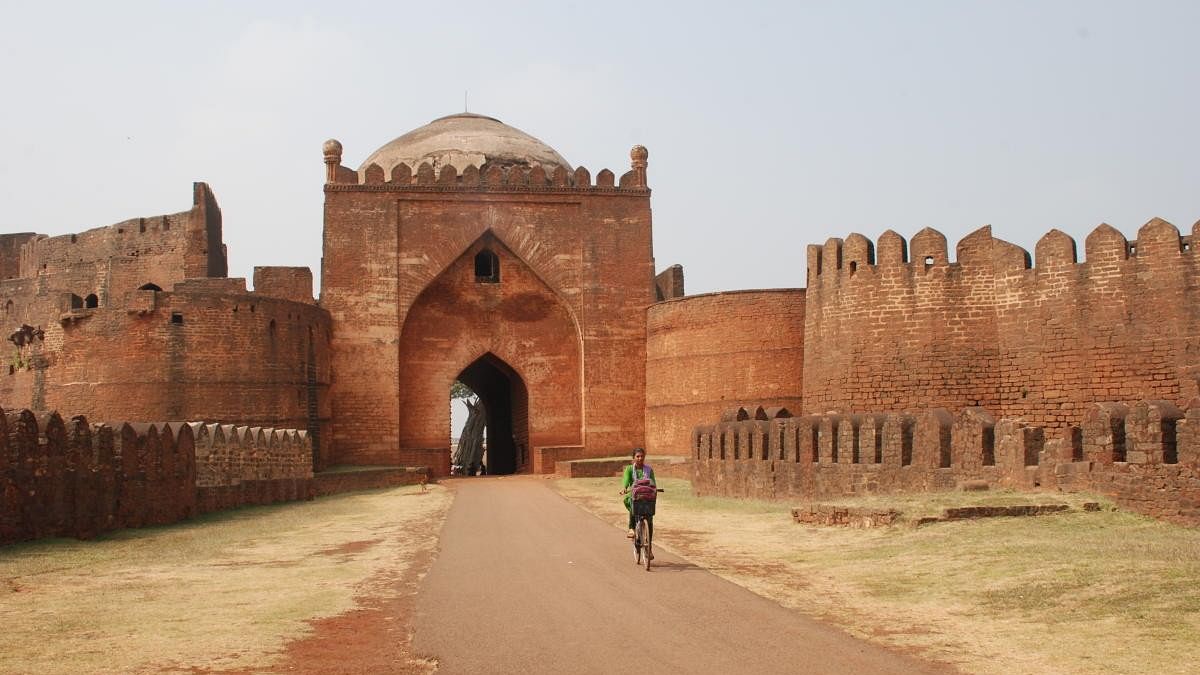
[397,235,584,457]
[396,207,584,319]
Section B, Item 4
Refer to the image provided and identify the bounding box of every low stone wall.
[313,466,430,497]
[0,407,313,546]
[791,505,901,528]
[555,456,691,479]
[692,400,1200,526]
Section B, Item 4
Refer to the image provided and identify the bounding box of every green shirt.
[622,463,655,508]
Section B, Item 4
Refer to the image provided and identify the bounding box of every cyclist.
[620,447,655,539]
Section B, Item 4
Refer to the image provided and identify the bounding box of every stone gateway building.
[3,111,1200,528]
[320,113,655,476]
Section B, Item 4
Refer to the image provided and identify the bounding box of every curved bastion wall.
[645,289,805,457]
[0,277,332,469]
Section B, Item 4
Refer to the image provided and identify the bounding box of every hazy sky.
[1,1,1197,295]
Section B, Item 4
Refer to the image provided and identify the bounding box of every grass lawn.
[553,477,1200,675]
[0,485,452,674]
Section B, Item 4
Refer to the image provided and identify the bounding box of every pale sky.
[1,1,1197,296]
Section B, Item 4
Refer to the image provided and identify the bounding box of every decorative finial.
[323,139,343,183]
[630,145,648,187]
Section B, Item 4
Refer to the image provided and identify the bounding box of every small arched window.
[69,294,83,310]
[474,249,500,283]
[84,294,99,309]
[139,283,163,292]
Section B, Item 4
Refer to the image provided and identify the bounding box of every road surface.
[410,476,953,674]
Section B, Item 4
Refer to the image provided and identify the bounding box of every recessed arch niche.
[396,233,583,475]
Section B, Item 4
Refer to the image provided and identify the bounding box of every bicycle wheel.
[644,520,653,571]
[633,518,644,565]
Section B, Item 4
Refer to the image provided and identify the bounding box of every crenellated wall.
[691,400,1200,525]
[0,408,314,546]
[645,289,805,458]
[803,221,1200,433]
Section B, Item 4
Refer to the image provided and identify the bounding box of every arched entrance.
[395,232,583,476]
[455,353,529,475]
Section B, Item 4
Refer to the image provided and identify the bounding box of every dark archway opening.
[455,353,528,475]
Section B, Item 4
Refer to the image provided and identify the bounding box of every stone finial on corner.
[630,144,648,187]
[323,139,343,184]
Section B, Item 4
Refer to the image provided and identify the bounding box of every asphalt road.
[410,476,953,675]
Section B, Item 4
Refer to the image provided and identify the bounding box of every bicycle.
[630,487,664,571]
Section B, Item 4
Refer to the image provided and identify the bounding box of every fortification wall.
[654,264,684,300]
[0,408,313,546]
[645,289,805,457]
[0,234,36,281]
[691,400,1200,526]
[253,266,315,304]
[0,280,332,468]
[804,221,1200,432]
[15,183,225,302]
[322,147,653,468]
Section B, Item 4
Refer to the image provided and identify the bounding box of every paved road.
[411,476,953,675]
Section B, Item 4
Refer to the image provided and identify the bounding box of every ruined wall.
[0,279,332,468]
[0,408,313,546]
[645,289,805,457]
[0,234,37,281]
[322,149,653,472]
[804,221,1200,432]
[15,182,225,303]
[253,266,316,305]
[691,400,1200,526]
[654,264,684,300]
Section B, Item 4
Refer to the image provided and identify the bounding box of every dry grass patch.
[0,485,452,674]
[553,477,1200,675]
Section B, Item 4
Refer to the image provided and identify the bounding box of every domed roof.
[358,113,572,176]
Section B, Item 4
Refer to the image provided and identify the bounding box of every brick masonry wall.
[653,264,684,300]
[0,408,313,547]
[321,156,654,472]
[645,289,805,457]
[253,266,316,305]
[0,234,37,281]
[15,182,224,299]
[690,400,1200,526]
[0,280,332,469]
[803,222,1200,435]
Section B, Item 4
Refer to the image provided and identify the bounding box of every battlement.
[322,140,650,194]
[802,218,1200,433]
[691,399,1200,525]
[0,407,314,547]
[807,219,1199,283]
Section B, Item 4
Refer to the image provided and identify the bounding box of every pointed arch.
[397,234,584,475]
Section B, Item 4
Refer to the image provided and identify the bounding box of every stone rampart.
[803,222,1200,434]
[0,407,314,546]
[645,289,805,458]
[692,401,1200,525]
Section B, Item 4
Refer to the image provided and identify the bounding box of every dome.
[358,113,572,176]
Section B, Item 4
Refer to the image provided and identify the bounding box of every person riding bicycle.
[620,447,655,538]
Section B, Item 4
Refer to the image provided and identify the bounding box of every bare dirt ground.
[408,475,953,674]
[0,485,451,674]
